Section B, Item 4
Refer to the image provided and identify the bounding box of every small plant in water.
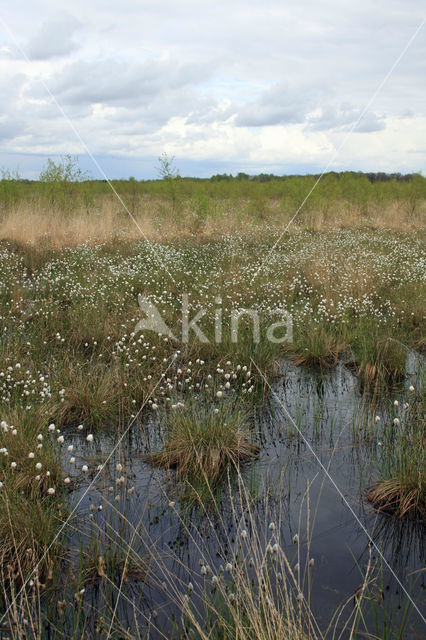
[367,389,425,521]
[147,398,259,485]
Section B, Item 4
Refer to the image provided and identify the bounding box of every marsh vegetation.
[0,167,424,638]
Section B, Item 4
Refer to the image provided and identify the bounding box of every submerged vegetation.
[0,166,424,637]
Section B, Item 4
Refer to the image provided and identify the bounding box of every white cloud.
[42,58,210,110]
[26,15,82,60]
[306,105,385,133]
[0,0,424,177]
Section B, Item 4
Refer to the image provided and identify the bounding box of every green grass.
[1,167,425,216]
[367,390,425,521]
[0,407,64,577]
[148,398,259,485]
[0,190,424,637]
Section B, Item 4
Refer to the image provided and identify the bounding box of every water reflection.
[58,357,425,638]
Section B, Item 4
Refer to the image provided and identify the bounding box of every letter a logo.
[134,294,177,340]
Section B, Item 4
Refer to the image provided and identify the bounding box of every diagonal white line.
[0,15,181,627]
[1,9,424,631]
[0,356,176,625]
[250,16,426,285]
[0,15,176,284]
[250,357,426,626]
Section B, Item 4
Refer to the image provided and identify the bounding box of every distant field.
[0,171,425,245]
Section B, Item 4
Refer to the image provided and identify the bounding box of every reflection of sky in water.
[61,357,425,638]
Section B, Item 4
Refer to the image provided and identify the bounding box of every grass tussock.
[367,393,425,521]
[0,492,62,580]
[148,401,259,484]
[0,408,65,577]
[80,547,148,587]
[353,331,409,384]
[284,325,346,368]
[366,478,425,521]
[56,362,122,428]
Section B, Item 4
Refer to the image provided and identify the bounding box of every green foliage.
[0,165,424,221]
[39,154,91,210]
[0,168,23,213]
[367,391,425,520]
[156,152,181,211]
[148,397,258,486]
[39,154,87,183]
[156,152,180,181]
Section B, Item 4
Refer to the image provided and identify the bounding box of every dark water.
[60,357,425,638]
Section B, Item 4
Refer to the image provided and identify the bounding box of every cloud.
[26,15,81,60]
[0,0,423,175]
[306,105,385,133]
[233,83,320,127]
[0,116,28,142]
[40,58,210,110]
[223,84,385,134]
[0,70,26,103]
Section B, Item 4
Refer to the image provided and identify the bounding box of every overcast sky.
[0,1,425,179]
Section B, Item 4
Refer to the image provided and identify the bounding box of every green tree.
[39,155,90,210]
[156,152,181,211]
[156,152,180,181]
[39,154,87,183]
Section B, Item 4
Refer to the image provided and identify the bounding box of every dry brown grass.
[149,433,259,482]
[0,196,423,247]
[367,477,425,521]
[0,202,157,246]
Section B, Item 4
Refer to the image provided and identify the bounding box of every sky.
[0,1,425,179]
